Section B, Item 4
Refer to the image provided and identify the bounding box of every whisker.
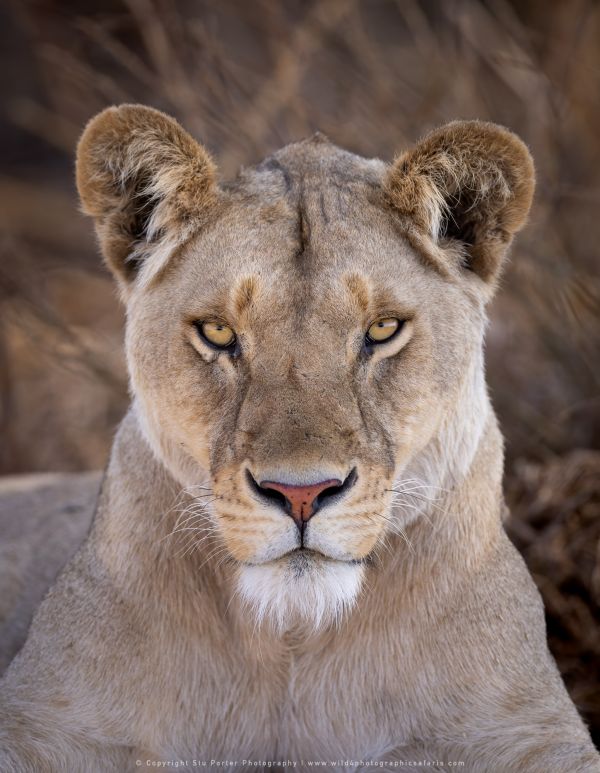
[396,527,415,554]
[390,492,447,518]
[196,543,231,570]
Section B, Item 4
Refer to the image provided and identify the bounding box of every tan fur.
[0,105,597,772]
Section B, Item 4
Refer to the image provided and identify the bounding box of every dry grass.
[506,451,600,744]
[0,0,598,740]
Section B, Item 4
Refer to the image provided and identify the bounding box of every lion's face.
[124,142,487,627]
[77,106,534,628]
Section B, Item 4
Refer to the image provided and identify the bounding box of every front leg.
[364,732,599,773]
[433,714,600,773]
[369,541,600,772]
[0,553,152,772]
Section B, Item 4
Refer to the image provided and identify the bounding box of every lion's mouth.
[259,546,368,569]
[240,546,326,568]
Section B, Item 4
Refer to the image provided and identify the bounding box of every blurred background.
[0,0,599,740]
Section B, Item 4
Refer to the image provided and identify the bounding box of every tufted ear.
[76,104,217,289]
[385,120,535,287]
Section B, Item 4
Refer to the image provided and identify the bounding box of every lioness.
[0,105,598,772]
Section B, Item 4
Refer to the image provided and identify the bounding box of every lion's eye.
[197,321,236,349]
[366,318,401,344]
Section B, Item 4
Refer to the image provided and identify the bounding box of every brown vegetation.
[0,0,598,741]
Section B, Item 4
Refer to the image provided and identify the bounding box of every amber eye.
[197,321,236,350]
[366,318,401,344]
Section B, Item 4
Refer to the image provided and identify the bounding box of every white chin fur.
[236,552,364,633]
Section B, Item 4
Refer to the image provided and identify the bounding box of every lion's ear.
[76,104,217,288]
[385,120,535,286]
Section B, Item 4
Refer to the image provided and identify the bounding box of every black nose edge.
[246,467,358,520]
[311,467,358,514]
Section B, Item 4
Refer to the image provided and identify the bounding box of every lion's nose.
[259,478,341,523]
[248,469,357,527]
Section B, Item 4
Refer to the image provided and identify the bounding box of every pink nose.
[259,479,342,523]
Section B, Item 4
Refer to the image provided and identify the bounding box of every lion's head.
[77,105,534,629]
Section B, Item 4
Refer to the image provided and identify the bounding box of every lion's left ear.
[385,120,535,286]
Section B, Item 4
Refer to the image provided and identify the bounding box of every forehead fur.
[153,139,441,337]
[221,135,390,261]
[182,135,411,286]
[249,133,386,192]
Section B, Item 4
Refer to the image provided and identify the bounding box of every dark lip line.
[239,547,366,568]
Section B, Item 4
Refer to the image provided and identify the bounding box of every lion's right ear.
[76,104,217,289]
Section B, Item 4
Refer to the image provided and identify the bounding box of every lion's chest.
[272,651,408,760]
[168,629,413,762]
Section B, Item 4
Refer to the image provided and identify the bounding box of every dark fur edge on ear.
[384,120,535,284]
[76,104,217,287]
